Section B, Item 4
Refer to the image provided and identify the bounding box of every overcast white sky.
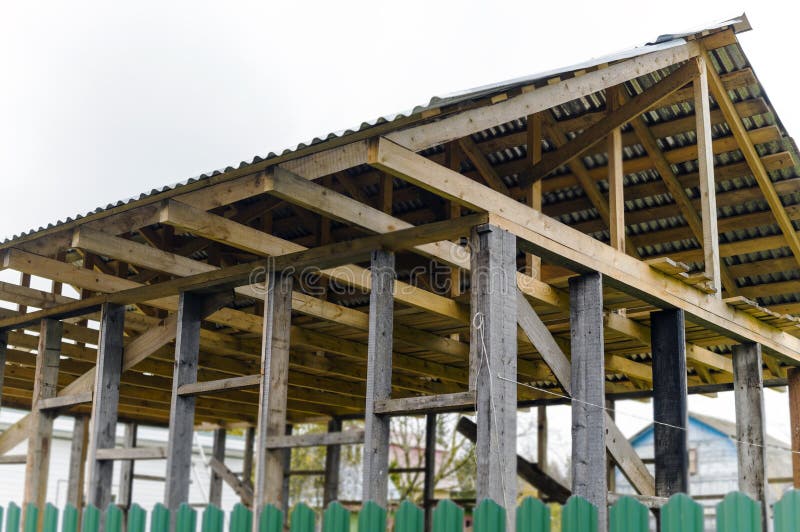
[2,1,799,459]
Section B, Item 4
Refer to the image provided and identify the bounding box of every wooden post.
[243,426,255,490]
[86,303,126,511]
[281,425,292,517]
[790,368,800,489]
[651,309,689,496]
[569,272,607,531]
[362,249,395,506]
[423,413,436,531]
[0,330,6,411]
[164,292,204,510]
[323,418,342,507]
[607,87,625,253]
[733,342,770,529]
[526,112,543,278]
[606,399,616,492]
[537,406,547,472]
[24,318,62,528]
[694,55,721,295]
[208,428,226,507]
[254,271,293,520]
[471,224,518,528]
[119,422,138,512]
[67,416,89,511]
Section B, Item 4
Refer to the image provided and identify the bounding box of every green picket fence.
[3,490,800,532]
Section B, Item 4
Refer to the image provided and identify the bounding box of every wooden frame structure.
[2,15,800,530]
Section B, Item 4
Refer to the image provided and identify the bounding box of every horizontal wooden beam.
[95,447,167,461]
[37,392,93,411]
[177,375,261,397]
[0,454,28,465]
[265,430,365,449]
[374,391,477,416]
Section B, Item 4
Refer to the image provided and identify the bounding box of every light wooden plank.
[374,391,477,416]
[607,86,625,252]
[38,391,93,411]
[177,375,261,396]
[266,430,365,449]
[96,446,167,460]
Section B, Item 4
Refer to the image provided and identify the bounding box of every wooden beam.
[208,456,254,506]
[87,303,126,511]
[569,273,607,530]
[0,330,6,412]
[704,46,800,270]
[254,271,293,517]
[537,406,547,472]
[732,342,770,529]
[423,413,436,529]
[362,250,395,507]
[38,391,93,411]
[177,375,261,397]
[67,416,89,512]
[368,137,800,362]
[526,112,543,278]
[522,59,699,185]
[471,224,518,527]
[267,430,365,449]
[23,318,62,529]
[789,367,800,489]
[651,309,688,496]
[374,391,477,416]
[694,55,722,295]
[96,447,167,460]
[607,86,625,252]
[164,292,203,510]
[209,428,226,507]
[243,426,255,490]
[323,418,342,507]
[118,422,138,511]
[387,40,704,152]
[458,136,510,194]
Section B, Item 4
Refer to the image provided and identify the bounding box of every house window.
[689,448,698,475]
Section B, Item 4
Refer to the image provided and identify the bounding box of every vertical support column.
[208,428,226,507]
[164,292,204,510]
[694,55,721,295]
[423,413,436,531]
[471,224,517,528]
[362,250,395,506]
[281,425,292,517]
[0,330,7,411]
[651,309,689,496]
[733,343,769,529]
[569,273,607,531]
[24,318,62,528]
[67,416,89,511]
[526,112,543,279]
[537,406,547,472]
[606,399,616,492]
[607,87,625,253]
[789,368,800,489]
[254,271,293,519]
[86,303,126,511]
[323,418,342,507]
[118,422,138,512]
[243,426,255,490]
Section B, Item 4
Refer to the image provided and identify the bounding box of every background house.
[616,412,794,526]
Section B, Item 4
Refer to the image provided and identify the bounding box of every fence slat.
[394,500,423,532]
[474,499,505,532]
[717,492,760,532]
[259,504,283,532]
[562,496,597,532]
[62,505,78,532]
[229,503,252,532]
[201,505,224,532]
[105,505,123,532]
[323,502,350,532]
[23,504,37,532]
[289,503,314,532]
[516,497,549,532]
[176,503,197,532]
[81,505,99,532]
[660,493,702,532]
[127,504,147,532]
[42,504,58,532]
[358,501,386,532]
[150,503,170,532]
[432,500,463,532]
[609,496,647,532]
[5,503,20,532]
[774,489,800,532]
